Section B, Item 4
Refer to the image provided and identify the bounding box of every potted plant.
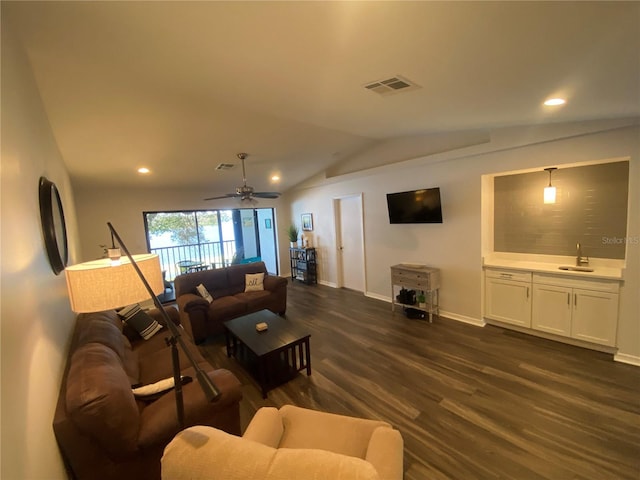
[287,224,300,248]
[417,291,426,308]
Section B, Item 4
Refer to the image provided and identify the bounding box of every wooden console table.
[391,264,440,322]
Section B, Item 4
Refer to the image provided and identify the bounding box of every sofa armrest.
[176,294,210,343]
[138,368,242,449]
[242,406,284,448]
[147,306,181,327]
[263,275,288,315]
[177,293,209,311]
[365,426,404,480]
[263,274,287,293]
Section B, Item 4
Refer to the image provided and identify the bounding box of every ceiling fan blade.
[253,192,281,199]
[203,193,240,201]
[205,153,278,201]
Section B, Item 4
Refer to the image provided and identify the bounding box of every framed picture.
[301,213,313,231]
[264,218,272,229]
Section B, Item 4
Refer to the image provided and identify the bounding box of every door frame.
[332,193,367,292]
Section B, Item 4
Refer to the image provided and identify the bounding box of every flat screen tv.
[386,187,443,224]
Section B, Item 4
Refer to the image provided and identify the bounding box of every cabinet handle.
[574,294,577,307]
[567,293,570,306]
[500,273,512,279]
[526,287,529,298]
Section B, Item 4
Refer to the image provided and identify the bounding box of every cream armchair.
[162,405,404,480]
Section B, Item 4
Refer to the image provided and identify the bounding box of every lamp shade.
[544,185,556,204]
[65,254,164,313]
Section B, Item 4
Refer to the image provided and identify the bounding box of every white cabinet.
[485,270,532,327]
[531,274,619,347]
[532,284,572,336]
[572,288,619,345]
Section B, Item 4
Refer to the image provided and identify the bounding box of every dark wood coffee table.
[224,309,311,398]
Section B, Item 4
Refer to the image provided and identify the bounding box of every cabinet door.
[571,289,619,346]
[485,278,531,327]
[532,284,572,337]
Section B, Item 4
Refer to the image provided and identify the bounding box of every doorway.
[334,194,366,292]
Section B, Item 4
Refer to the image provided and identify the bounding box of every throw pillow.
[117,304,163,340]
[196,283,214,303]
[245,272,265,292]
[132,377,175,397]
[132,376,192,402]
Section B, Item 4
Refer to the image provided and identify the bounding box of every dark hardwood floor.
[199,281,640,480]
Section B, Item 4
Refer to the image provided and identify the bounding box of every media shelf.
[290,247,317,285]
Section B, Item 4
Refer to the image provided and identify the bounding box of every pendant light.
[543,167,557,204]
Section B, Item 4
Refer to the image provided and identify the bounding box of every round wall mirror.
[39,176,68,275]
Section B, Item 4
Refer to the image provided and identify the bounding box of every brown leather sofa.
[175,261,288,343]
[53,308,243,480]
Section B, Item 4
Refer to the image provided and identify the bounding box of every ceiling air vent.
[215,163,235,171]
[364,75,421,96]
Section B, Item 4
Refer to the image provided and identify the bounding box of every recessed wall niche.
[494,161,629,259]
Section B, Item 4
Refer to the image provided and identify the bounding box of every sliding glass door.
[144,208,277,280]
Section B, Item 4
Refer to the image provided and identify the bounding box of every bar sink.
[558,266,594,272]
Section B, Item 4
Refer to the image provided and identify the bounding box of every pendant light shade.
[544,167,557,204]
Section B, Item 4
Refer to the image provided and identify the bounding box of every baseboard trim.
[364,293,483,327]
[319,280,338,288]
[614,352,640,367]
[365,291,388,302]
[440,310,485,327]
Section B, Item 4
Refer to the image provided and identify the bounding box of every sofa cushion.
[121,336,140,385]
[278,404,392,459]
[76,310,123,334]
[137,341,185,385]
[208,296,247,323]
[234,291,274,313]
[161,425,381,480]
[76,311,125,360]
[226,262,266,292]
[66,343,140,460]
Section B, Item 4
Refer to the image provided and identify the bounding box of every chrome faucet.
[576,242,589,266]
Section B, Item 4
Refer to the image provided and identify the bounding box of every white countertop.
[483,254,625,281]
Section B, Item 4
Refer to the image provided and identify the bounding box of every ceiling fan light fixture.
[203,152,282,202]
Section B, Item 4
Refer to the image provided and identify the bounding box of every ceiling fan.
[204,153,281,202]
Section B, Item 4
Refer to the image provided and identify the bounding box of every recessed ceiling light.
[544,98,566,106]
[137,167,150,174]
[271,175,280,182]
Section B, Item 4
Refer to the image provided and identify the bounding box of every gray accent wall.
[494,161,629,259]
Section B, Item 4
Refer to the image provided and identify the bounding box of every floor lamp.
[64,222,220,428]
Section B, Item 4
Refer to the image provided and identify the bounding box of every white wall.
[1,19,80,479]
[287,124,640,361]
[73,185,287,266]
[74,124,639,362]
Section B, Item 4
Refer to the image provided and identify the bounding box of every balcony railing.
[151,240,237,280]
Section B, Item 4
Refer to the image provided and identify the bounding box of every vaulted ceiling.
[4,1,639,197]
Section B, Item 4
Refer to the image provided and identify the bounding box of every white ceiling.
[4,1,639,197]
